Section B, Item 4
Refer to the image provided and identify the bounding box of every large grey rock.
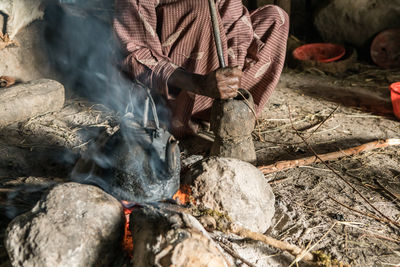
[0,20,55,82]
[0,79,65,126]
[0,0,44,39]
[183,157,275,233]
[314,0,400,47]
[130,204,231,267]
[5,182,124,267]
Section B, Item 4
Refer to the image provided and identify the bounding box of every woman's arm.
[113,0,177,96]
[114,0,241,100]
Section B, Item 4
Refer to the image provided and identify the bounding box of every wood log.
[258,139,400,174]
[129,204,231,267]
[0,79,64,126]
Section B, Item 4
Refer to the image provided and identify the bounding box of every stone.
[0,79,65,126]
[210,89,257,164]
[314,0,400,47]
[0,0,44,39]
[5,182,125,267]
[0,20,55,82]
[183,157,275,233]
[130,204,231,267]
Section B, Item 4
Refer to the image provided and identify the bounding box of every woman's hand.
[201,67,242,99]
[168,67,242,99]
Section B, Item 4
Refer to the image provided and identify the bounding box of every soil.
[1,63,400,266]
[254,65,400,267]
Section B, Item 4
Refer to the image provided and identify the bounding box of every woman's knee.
[251,5,289,31]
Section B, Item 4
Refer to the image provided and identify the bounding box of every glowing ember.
[172,184,194,205]
[121,187,192,257]
[121,201,136,257]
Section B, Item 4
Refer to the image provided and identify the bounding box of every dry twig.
[175,205,316,263]
[338,221,400,244]
[229,223,315,262]
[288,223,337,266]
[216,240,257,267]
[374,179,400,203]
[328,196,400,231]
[255,106,338,146]
[258,138,400,174]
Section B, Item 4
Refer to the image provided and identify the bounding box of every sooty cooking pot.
[72,83,180,202]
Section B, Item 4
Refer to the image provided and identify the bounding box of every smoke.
[0,0,180,222]
[43,1,180,203]
[44,1,133,115]
[0,183,57,220]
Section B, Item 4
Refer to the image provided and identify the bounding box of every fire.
[172,184,194,205]
[121,186,193,256]
[121,200,136,257]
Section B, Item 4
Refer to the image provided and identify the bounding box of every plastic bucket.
[390,82,400,119]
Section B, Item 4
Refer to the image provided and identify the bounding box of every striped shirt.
[114,0,289,136]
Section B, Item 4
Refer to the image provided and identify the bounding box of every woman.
[114,0,289,137]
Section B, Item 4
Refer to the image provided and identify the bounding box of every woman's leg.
[241,5,289,115]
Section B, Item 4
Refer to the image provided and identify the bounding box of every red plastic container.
[292,43,346,63]
[390,82,400,119]
[371,28,400,69]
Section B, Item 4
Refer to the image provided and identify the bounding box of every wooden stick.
[207,0,226,68]
[229,223,315,262]
[184,206,316,263]
[258,139,400,174]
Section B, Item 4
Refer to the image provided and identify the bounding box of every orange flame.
[121,186,193,257]
[121,201,135,257]
[172,184,194,205]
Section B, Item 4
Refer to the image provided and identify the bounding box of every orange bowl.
[293,43,346,63]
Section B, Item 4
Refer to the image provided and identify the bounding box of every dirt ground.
[254,66,400,266]
[0,63,400,266]
[181,64,400,266]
